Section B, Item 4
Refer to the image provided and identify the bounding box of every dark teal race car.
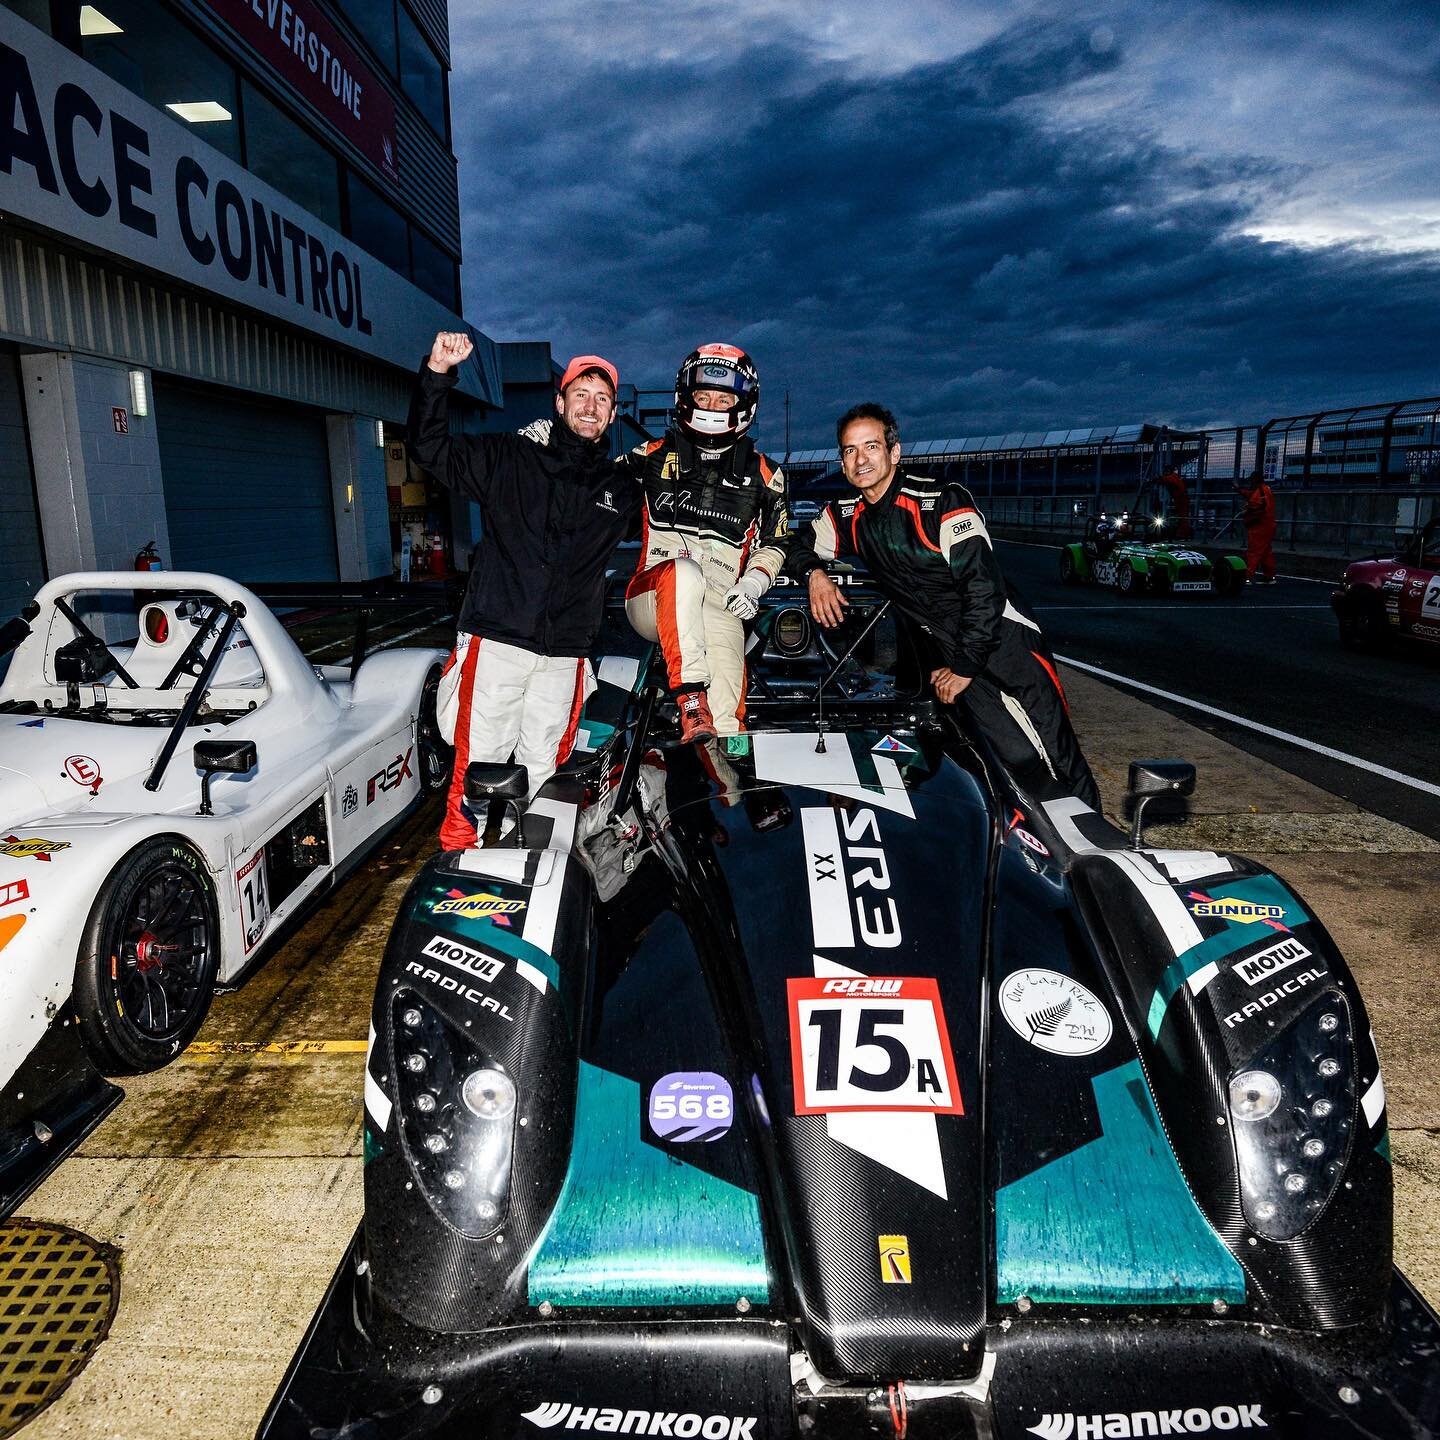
[259,586,1438,1440]
[1062,513,1248,596]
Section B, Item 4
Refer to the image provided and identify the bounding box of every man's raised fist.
[428,331,474,374]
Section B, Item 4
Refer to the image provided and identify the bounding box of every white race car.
[0,572,449,1213]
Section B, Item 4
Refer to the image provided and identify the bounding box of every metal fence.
[984,489,1440,559]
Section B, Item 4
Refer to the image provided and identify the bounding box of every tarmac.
[15,666,1440,1440]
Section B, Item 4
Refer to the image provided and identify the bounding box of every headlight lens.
[1228,993,1357,1242]
[1229,1070,1282,1122]
[463,1068,517,1121]
[391,991,518,1238]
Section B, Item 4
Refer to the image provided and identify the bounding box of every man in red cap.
[409,331,639,848]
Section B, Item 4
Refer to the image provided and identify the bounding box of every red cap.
[559,354,619,395]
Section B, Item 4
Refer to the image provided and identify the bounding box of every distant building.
[0,0,500,615]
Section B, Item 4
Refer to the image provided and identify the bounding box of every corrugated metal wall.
[396,106,460,253]
[0,229,414,422]
[404,0,450,63]
[0,348,43,620]
[156,379,339,582]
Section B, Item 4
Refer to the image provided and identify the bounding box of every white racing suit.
[435,635,595,849]
[623,433,789,735]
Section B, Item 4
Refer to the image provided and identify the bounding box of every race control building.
[0,0,499,615]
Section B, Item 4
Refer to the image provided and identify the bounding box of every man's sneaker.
[677,690,717,744]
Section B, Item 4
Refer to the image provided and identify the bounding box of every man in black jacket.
[408,330,639,848]
[787,402,1099,809]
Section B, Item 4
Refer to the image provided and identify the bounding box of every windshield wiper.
[813,600,890,752]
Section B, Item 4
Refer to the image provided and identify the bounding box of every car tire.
[1060,550,1079,585]
[1337,598,1388,653]
[1117,561,1144,596]
[73,838,220,1076]
[416,664,453,794]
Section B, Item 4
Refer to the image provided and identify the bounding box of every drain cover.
[0,1219,119,1435]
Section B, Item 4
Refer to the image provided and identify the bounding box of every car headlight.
[1228,995,1356,1241]
[391,990,517,1236]
[1228,1070,1282,1122]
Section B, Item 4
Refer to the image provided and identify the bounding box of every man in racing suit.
[408,332,640,848]
[787,402,1100,809]
[623,345,789,742]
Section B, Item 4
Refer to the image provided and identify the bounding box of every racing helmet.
[674,344,759,447]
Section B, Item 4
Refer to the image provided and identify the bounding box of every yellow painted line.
[181,1039,368,1062]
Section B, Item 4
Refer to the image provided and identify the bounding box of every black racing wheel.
[1059,549,1078,585]
[1337,595,1389,653]
[416,664,453,793]
[74,839,219,1075]
[1117,560,1145,596]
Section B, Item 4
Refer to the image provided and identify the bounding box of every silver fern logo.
[1000,969,1112,1057]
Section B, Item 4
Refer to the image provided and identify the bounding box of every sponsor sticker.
[1222,966,1328,1029]
[647,1072,734,1142]
[403,960,513,1021]
[341,783,359,818]
[1171,581,1212,592]
[1233,937,1311,987]
[999,969,1112,1057]
[366,746,414,804]
[723,734,751,756]
[63,754,103,793]
[421,933,504,984]
[878,1234,912,1284]
[432,890,527,920]
[236,850,269,952]
[871,734,915,755]
[521,1405,757,1438]
[788,975,963,1115]
[0,878,29,907]
[801,806,902,952]
[0,835,70,862]
[1188,892,1287,926]
[1027,1404,1268,1438]
[1013,827,1050,857]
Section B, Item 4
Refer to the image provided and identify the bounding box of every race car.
[1061,512,1248,596]
[261,588,1438,1440]
[1332,516,1440,652]
[0,571,449,1216]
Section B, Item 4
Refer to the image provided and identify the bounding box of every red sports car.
[1332,517,1440,651]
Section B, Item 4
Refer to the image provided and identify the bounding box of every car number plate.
[1172,582,1212,592]
[787,976,963,1114]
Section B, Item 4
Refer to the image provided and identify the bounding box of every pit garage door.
[0,348,44,621]
[156,380,338,583]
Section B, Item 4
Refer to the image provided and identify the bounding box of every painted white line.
[1055,653,1440,799]
[304,611,443,659]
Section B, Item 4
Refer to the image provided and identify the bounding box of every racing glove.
[724,572,769,621]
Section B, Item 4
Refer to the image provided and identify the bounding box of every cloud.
[450,1,1440,449]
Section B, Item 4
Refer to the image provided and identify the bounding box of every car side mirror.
[464,762,529,847]
[1127,758,1195,850]
[194,739,256,815]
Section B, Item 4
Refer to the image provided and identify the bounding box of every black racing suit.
[787,473,1099,808]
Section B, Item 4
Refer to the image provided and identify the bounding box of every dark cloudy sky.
[450,1,1440,452]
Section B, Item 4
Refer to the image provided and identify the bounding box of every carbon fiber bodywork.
[262,615,1440,1440]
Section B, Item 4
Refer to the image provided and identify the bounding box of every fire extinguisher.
[135,540,162,572]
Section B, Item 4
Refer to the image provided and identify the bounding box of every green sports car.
[1061,514,1248,596]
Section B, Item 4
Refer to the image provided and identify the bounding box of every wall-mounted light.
[166,101,232,124]
[129,369,148,417]
[374,419,386,448]
[79,5,123,35]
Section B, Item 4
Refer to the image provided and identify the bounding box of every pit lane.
[996,541,1440,841]
[10,607,1440,1440]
